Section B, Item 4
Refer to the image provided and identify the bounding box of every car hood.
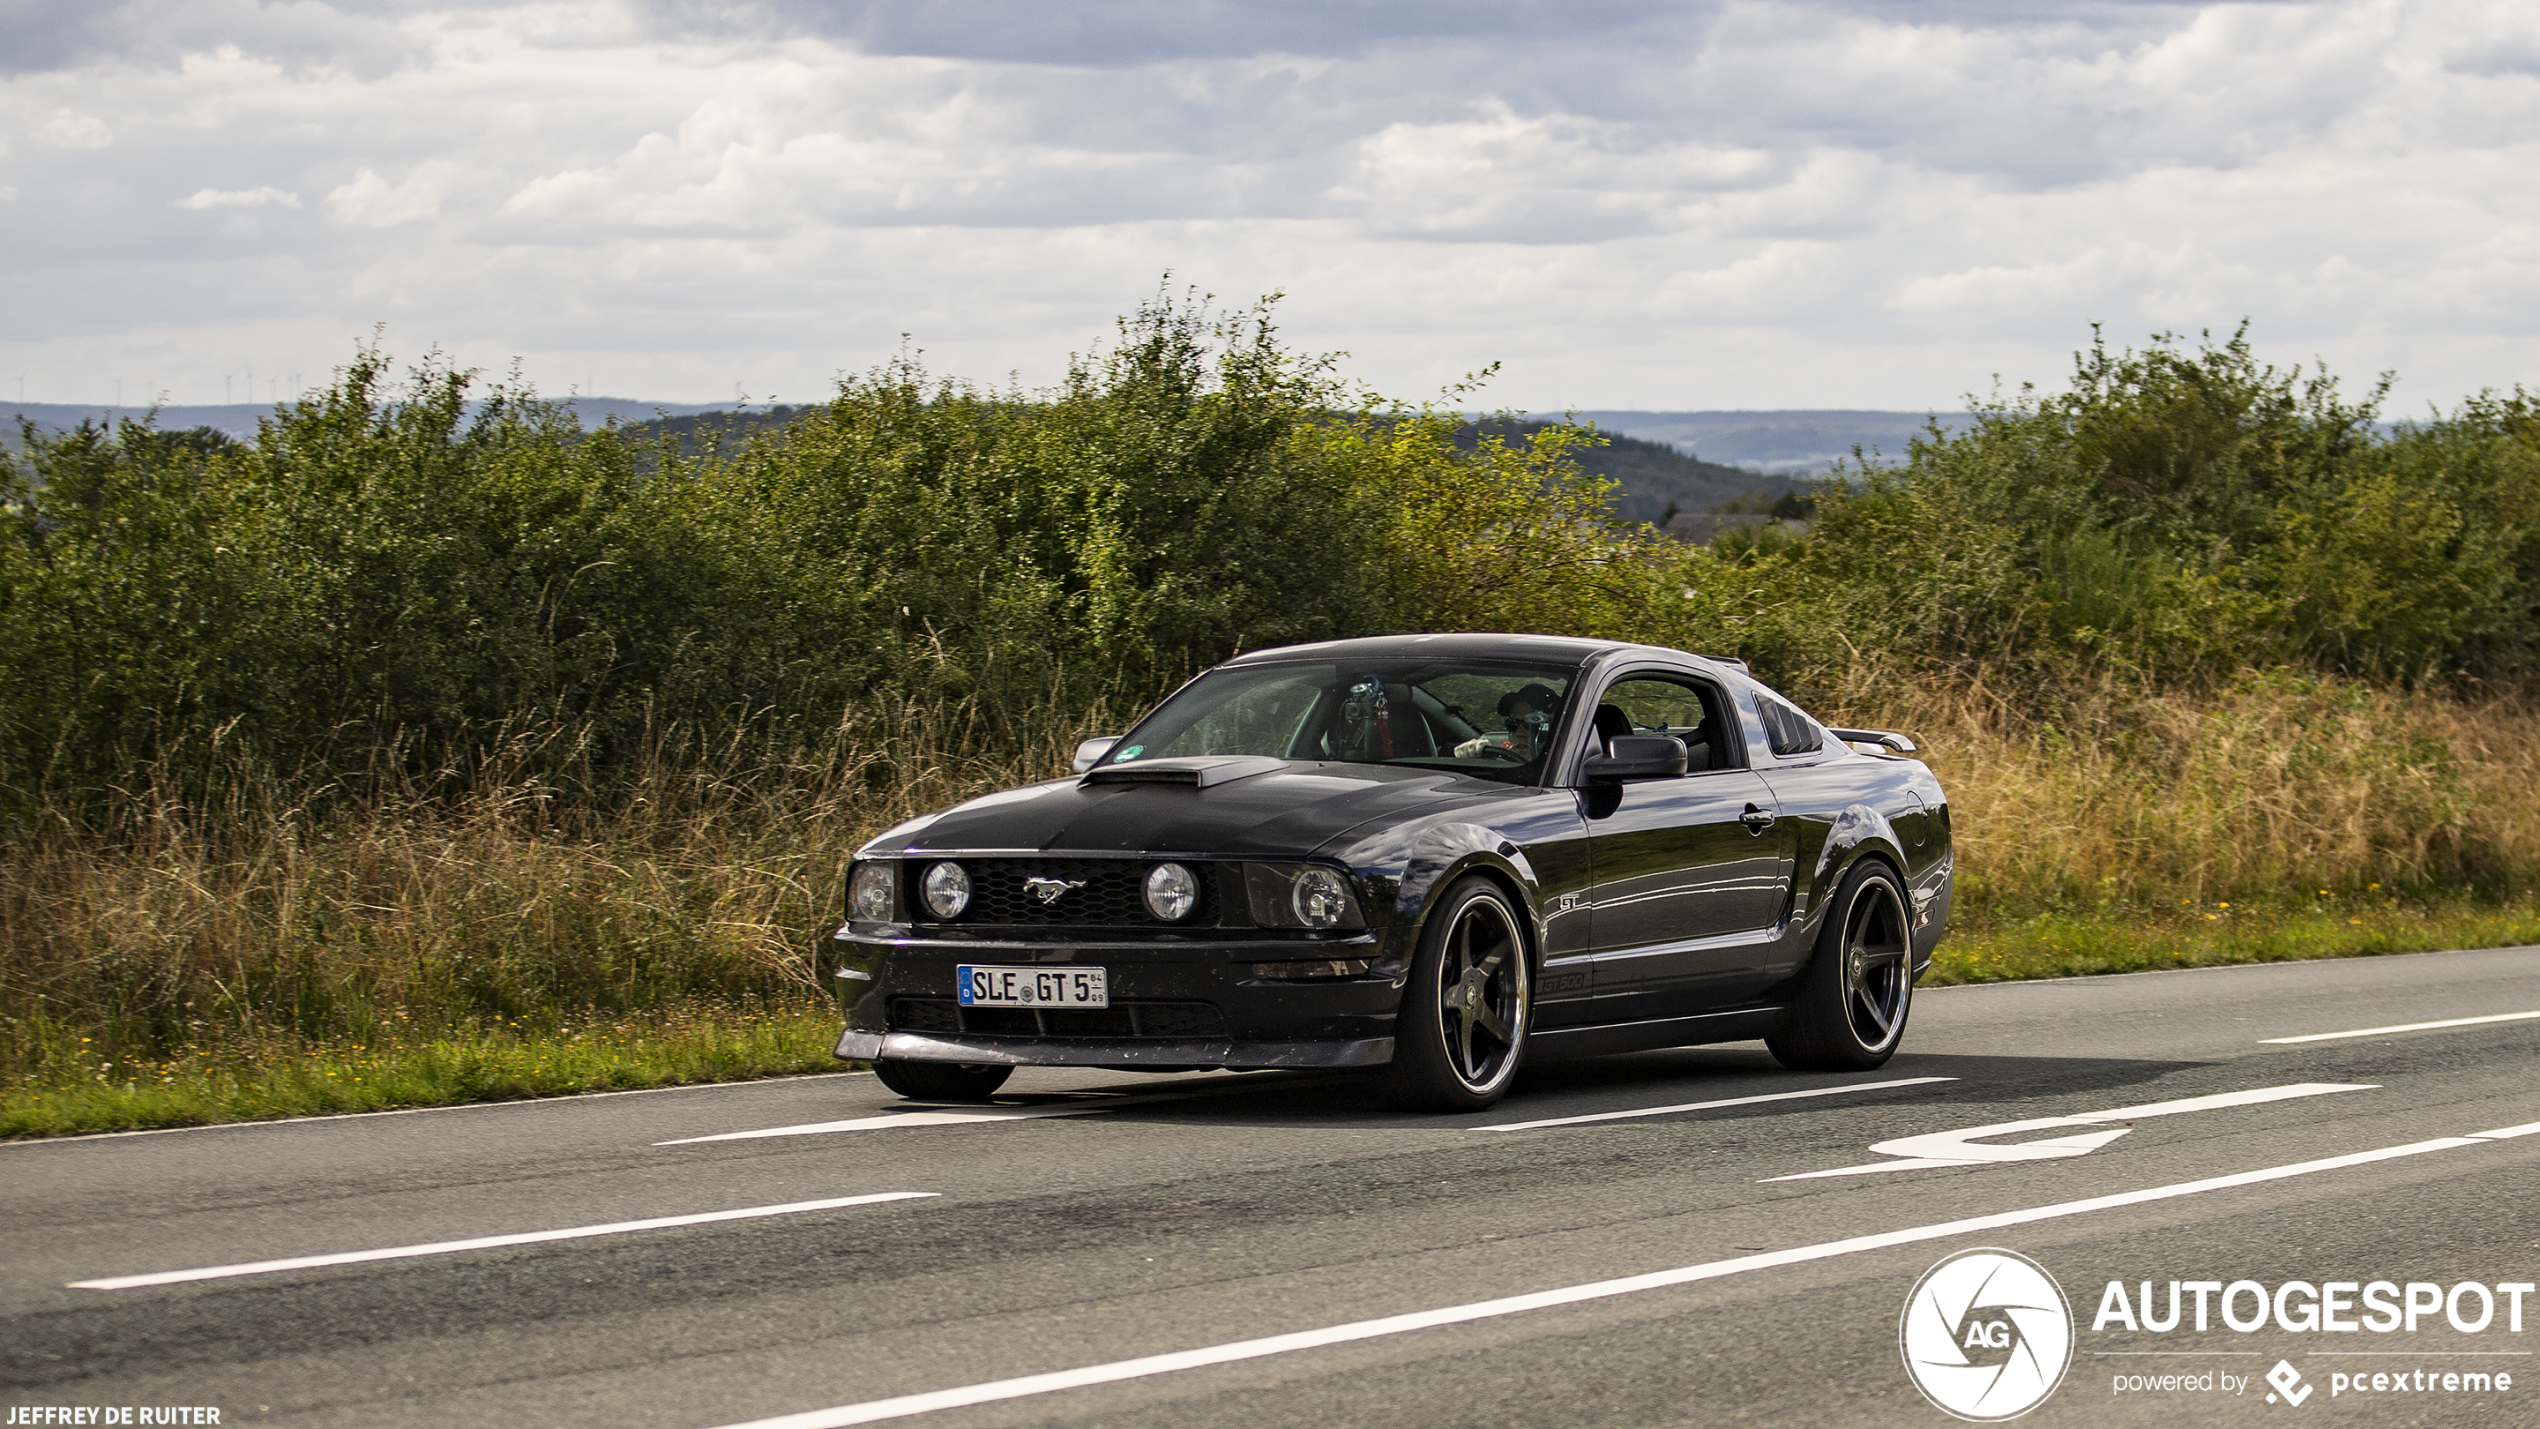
[866,760,1482,859]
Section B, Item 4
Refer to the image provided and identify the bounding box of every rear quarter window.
[1754,691,1824,757]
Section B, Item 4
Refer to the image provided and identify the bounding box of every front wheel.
[1766,859,1914,1071]
[1379,876,1532,1111]
[872,1058,1013,1101]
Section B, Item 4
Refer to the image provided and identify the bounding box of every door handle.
[1740,803,1776,834]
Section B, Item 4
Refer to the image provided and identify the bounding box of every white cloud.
[3,0,2539,412]
[40,110,113,148]
[327,161,462,226]
[177,185,303,209]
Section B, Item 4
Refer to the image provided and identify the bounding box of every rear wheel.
[1766,860,1913,1071]
[871,1059,1013,1101]
[1379,876,1532,1111]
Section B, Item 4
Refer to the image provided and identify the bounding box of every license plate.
[956,964,1109,1009]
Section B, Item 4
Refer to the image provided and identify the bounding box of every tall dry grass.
[0,696,1119,1090]
[1818,669,2540,915]
[7,667,2535,1118]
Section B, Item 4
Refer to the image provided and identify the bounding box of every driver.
[1455,684,1561,761]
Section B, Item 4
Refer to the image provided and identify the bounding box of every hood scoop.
[1080,756,1287,790]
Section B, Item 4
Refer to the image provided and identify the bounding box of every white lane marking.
[662,1108,1116,1143]
[2261,1010,2540,1044]
[1472,1077,1958,1133]
[3,1071,877,1148]
[68,1192,937,1290]
[660,1086,1290,1152]
[1765,1082,2377,1180]
[697,1118,2540,1429]
[659,1075,1346,1145]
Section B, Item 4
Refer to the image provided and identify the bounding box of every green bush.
[0,295,1499,815]
[1668,326,2540,705]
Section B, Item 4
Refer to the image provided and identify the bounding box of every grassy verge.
[1929,895,2540,985]
[8,669,2538,1139]
[0,1000,845,1139]
[9,898,2537,1139]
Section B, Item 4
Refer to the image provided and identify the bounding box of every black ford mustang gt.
[832,633,1952,1110]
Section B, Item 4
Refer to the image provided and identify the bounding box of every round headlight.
[1144,862,1200,921]
[848,862,896,921]
[1292,867,1351,928]
[920,861,971,920]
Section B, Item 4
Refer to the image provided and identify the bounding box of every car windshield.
[1106,660,1580,784]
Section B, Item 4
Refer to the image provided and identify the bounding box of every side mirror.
[1071,736,1123,775]
[1583,735,1688,783]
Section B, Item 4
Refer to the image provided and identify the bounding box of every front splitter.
[835,1029,1395,1070]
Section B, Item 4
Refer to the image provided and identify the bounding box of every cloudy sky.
[5,0,2537,413]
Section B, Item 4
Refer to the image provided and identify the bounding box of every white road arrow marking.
[1762,1082,2378,1181]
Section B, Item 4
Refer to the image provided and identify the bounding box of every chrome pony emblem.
[1022,876,1087,905]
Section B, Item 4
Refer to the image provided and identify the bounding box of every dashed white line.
[69,1192,938,1290]
[697,1118,2540,1429]
[2,1071,878,1148]
[1470,1076,1958,1133]
[661,1108,1115,1143]
[2261,1010,2540,1044]
[658,1075,1347,1145]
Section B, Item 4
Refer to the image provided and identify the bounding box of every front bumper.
[832,925,1410,1071]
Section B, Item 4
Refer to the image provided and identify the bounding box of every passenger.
[1455,684,1561,761]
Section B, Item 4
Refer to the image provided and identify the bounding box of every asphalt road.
[7,945,2539,1429]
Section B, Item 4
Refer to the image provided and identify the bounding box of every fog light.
[848,861,896,921]
[920,861,971,919]
[1144,862,1199,921]
[1292,867,1351,928]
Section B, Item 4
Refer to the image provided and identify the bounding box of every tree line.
[5,298,2536,831]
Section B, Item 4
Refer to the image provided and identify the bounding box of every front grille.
[888,997,1228,1040]
[914,858,1219,928]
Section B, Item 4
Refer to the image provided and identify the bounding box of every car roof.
[1219,632,1705,670]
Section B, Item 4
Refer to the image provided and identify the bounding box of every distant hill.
[1459,418,1794,525]
[1573,410,1974,476]
[3,397,747,450]
[8,399,1980,485]
[604,406,820,458]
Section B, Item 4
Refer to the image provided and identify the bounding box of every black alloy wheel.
[1766,860,1914,1071]
[1381,876,1532,1111]
[871,1058,1014,1102]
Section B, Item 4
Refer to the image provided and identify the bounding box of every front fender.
[1329,819,1544,967]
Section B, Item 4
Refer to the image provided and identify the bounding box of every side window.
[1754,690,1824,758]
[1598,676,1736,773]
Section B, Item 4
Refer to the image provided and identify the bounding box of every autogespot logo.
[1902,1248,2077,1421]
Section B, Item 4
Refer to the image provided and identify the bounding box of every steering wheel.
[1471,743,1530,763]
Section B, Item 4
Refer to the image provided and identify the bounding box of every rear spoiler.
[1827,727,1918,755]
[1695,652,1750,673]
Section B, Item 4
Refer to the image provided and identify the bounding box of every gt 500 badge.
[1902,1248,2075,1420]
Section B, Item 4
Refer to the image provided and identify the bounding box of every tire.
[871,1058,1013,1101]
[1766,859,1914,1072]
[1378,876,1533,1111]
